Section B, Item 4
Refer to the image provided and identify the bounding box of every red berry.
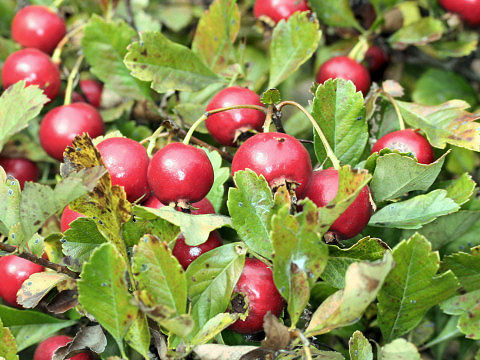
[2,48,61,101]
[148,143,214,205]
[254,0,310,24]
[60,205,85,233]
[39,103,105,161]
[371,129,434,164]
[97,137,150,203]
[316,56,371,95]
[34,335,92,360]
[302,168,373,239]
[173,232,223,270]
[79,79,103,108]
[439,0,480,26]
[11,5,66,54]
[365,45,389,72]
[232,132,312,197]
[0,255,44,307]
[0,157,39,189]
[205,87,265,146]
[229,258,285,334]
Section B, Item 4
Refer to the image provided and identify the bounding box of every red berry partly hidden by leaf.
[371,129,434,164]
[205,86,265,146]
[97,137,150,203]
[145,195,215,215]
[0,157,39,189]
[439,0,480,26]
[365,45,389,72]
[173,232,223,270]
[39,103,105,161]
[316,56,371,95]
[79,79,103,108]
[229,258,285,334]
[232,132,312,197]
[11,5,66,54]
[302,168,373,239]
[253,0,310,24]
[2,48,61,101]
[34,335,92,360]
[60,205,85,233]
[148,143,214,205]
[0,255,44,307]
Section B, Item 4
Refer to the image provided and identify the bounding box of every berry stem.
[64,55,84,106]
[262,105,274,132]
[347,36,369,63]
[382,91,405,130]
[51,24,86,65]
[277,100,341,170]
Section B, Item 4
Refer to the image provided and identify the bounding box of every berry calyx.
[365,45,389,72]
[2,48,61,101]
[439,0,480,26]
[229,258,285,334]
[205,87,266,146]
[34,335,92,360]
[97,137,150,203]
[60,205,86,233]
[39,103,105,161]
[148,143,214,205]
[0,255,44,307]
[316,56,371,94]
[371,129,435,164]
[11,5,66,54]
[231,132,312,197]
[254,0,310,24]
[302,168,373,239]
[0,157,39,189]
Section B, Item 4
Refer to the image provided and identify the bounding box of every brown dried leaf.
[52,325,107,360]
[261,312,291,351]
[17,272,68,308]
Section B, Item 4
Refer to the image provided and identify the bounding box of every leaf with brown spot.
[191,312,239,346]
[52,325,106,360]
[349,331,373,360]
[441,289,480,340]
[261,312,290,351]
[0,318,19,360]
[193,344,259,360]
[17,272,68,309]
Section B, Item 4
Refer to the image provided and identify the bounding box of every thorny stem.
[277,100,341,170]
[382,91,405,130]
[64,55,84,106]
[51,24,86,65]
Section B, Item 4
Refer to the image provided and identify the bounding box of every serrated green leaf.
[309,0,362,31]
[203,147,230,212]
[125,314,150,359]
[377,233,460,341]
[0,318,19,360]
[389,18,445,50]
[438,173,476,205]
[191,312,239,345]
[269,12,321,88]
[441,246,480,292]
[261,89,281,105]
[349,331,373,360]
[420,31,478,59]
[378,339,421,360]
[441,290,480,340]
[0,172,21,235]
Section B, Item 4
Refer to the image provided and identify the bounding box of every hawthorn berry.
[0,157,39,189]
[371,129,434,164]
[2,48,61,101]
[439,0,480,26]
[229,258,285,334]
[39,103,105,161]
[365,45,389,72]
[74,79,103,108]
[232,132,312,197]
[97,137,150,203]
[34,335,92,360]
[60,205,85,233]
[148,143,214,205]
[302,168,373,239]
[0,255,44,307]
[316,56,371,94]
[205,87,265,146]
[11,5,66,54]
[253,0,310,24]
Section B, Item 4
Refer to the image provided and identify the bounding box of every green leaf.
[175,103,209,134]
[368,0,403,13]
[0,36,20,61]
[0,305,76,351]
[389,18,445,50]
[441,290,480,340]
[0,81,48,151]
[349,331,373,360]
[192,0,240,72]
[271,200,329,326]
[420,31,478,59]
[0,170,21,235]
[78,243,138,353]
[412,69,477,107]
[186,242,246,333]
[16,272,68,309]
[441,246,480,292]
[305,252,394,336]
[312,79,368,167]
[125,315,150,359]
[82,15,151,100]
[438,173,476,205]
[227,169,275,259]
[378,339,421,360]
[369,189,460,229]
[377,233,460,341]
[261,89,281,105]
[0,318,19,360]
[124,31,222,93]
[321,237,389,289]
[269,11,321,88]
[370,152,447,203]
[309,0,362,31]
[191,313,239,345]
[203,147,230,212]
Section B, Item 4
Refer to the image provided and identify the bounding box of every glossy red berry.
[79,79,103,108]
[60,205,85,233]
[205,87,265,146]
[39,103,105,161]
[302,168,373,239]
[34,335,92,360]
[229,258,285,334]
[232,132,312,197]
[0,255,44,306]
[173,232,223,270]
[97,137,150,203]
[148,143,214,205]
[439,0,480,26]
[371,129,434,164]
[0,157,39,189]
[365,45,389,72]
[11,5,66,54]
[2,48,61,101]
[316,56,371,95]
[254,0,310,24]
